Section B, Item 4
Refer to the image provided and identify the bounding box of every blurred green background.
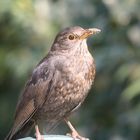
[0,0,140,140]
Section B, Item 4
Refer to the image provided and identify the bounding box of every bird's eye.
[68,34,75,40]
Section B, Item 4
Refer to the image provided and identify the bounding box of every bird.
[5,26,101,140]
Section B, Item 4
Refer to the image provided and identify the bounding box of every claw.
[67,131,89,140]
[64,118,89,140]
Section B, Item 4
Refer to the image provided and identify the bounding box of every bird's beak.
[80,28,101,40]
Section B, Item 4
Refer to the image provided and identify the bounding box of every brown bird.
[5,26,100,140]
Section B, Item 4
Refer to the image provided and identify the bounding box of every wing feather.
[8,61,55,139]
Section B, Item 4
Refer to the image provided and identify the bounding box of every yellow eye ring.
[68,34,75,40]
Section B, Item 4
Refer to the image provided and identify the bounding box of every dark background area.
[0,0,140,140]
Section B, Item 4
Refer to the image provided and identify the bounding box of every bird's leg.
[35,125,44,140]
[64,118,89,140]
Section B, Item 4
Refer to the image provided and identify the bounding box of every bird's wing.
[9,61,56,138]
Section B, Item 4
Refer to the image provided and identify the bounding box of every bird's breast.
[37,53,95,121]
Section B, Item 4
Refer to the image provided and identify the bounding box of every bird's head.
[51,26,101,51]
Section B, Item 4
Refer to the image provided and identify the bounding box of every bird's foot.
[35,134,44,140]
[66,131,89,140]
[64,119,89,140]
[35,125,44,140]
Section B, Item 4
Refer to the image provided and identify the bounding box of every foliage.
[0,0,140,140]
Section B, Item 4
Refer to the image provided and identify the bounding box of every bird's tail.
[5,120,34,140]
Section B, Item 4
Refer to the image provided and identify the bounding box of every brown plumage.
[5,26,100,140]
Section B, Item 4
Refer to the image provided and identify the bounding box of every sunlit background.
[0,0,140,140]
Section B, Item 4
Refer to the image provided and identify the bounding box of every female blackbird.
[5,26,100,140]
